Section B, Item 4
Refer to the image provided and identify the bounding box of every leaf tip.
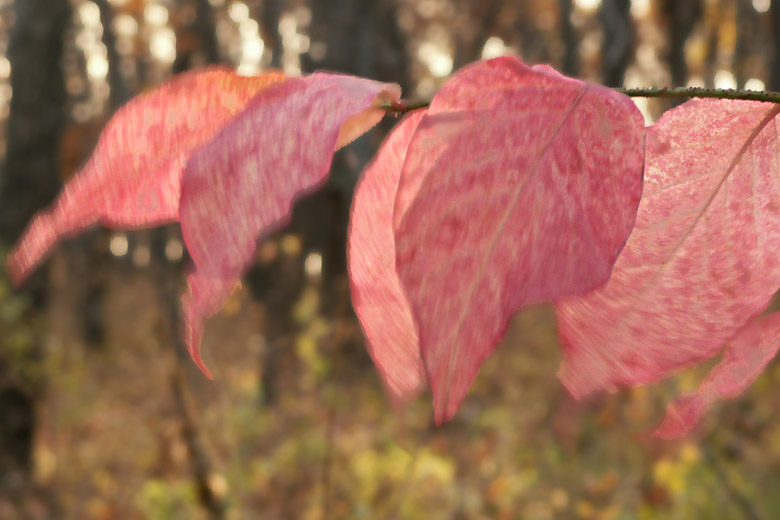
[335,81,402,150]
[556,358,601,401]
[432,410,449,427]
[651,393,708,439]
[6,251,26,289]
[432,392,461,426]
[183,298,214,380]
[6,213,59,288]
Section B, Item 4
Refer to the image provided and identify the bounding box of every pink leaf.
[180,73,400,376]
[348,112,426,404]
[7,67,285,284]
[393,57,645,423]
[557,99,780,431]
[654,312,780,439]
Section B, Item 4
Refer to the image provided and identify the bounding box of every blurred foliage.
[2,0,780,519]
[0,247,43,389]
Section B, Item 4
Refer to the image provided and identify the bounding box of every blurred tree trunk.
[249,0,410,404]
[259,0,285,68]
[156,0,221,367]
[161,5,227,518]
[510,2,550,66]
[558,0,578,76]
[770,0,780,90]
[703,2,720,88]
[661,0,700,107]
[0,0,69,250]
[300,0,409,280]
[733,0,750,88]
[69,0,133,349]
[173,0,221,72]
[0,0,70,503]
[163,0,220,365]
[96,0,131,110]
[452,0,500,70]
[662,0,700,86]
[301,0,408,286]
[599,0,633,87]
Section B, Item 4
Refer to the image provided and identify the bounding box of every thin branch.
[384,86,780,115]
[170,369,227,520]
[618,86,780,103]
[319,281,352,519]
[151,228,226,520]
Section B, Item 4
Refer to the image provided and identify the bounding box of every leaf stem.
[384,100,430,114]
[384,86,780,114]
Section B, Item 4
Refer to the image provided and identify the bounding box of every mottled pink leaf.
[348,112,426,403]
[654,312,780,438]
[557,99,780,433]
[180,73,400,376]
[7,67,285,284]
[394,57,645,423]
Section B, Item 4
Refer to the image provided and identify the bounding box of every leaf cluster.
[9,56,780,439]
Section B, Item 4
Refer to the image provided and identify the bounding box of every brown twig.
[319,281,352,519]
[152,228,226,520]
[170,369,226,520]
[383,86,780,116]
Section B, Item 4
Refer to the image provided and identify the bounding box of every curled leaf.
[557,99,780,435]
[348,112,426,404]
[180,73,400,375]
[654,312,780,438]
[394,57,645,423]
[8,67,285,284]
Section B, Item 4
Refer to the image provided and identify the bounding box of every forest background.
[2,0,780,518]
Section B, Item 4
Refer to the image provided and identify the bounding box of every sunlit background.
[3,0,778,144]
[2,1,780,519]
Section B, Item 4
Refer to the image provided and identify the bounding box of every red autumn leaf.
[556,99,780,436]
[7,67,285,284]
[348,112,426,404]
[179,73,400,376]
[393,57,645,423]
